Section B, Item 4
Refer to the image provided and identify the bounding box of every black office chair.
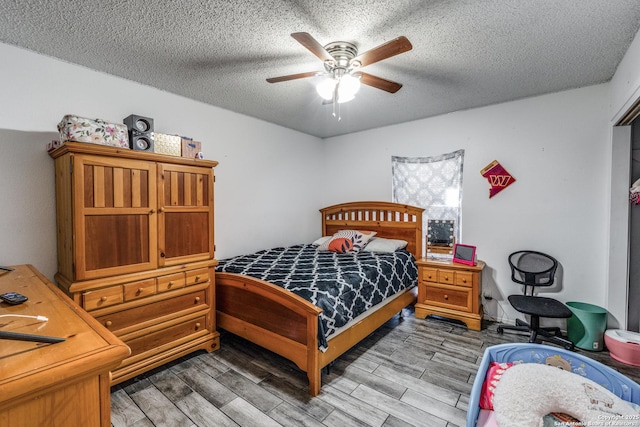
[497,250,574,350]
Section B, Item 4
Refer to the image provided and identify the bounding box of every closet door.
[73,155,158,280]
[157,163,214,267]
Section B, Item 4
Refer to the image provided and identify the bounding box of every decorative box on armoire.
[49,142,219,385]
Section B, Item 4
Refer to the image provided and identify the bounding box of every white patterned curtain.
[392,150,464,257]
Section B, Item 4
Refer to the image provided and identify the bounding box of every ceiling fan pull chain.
[332,83,338,118]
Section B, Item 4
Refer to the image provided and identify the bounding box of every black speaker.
[123,114,154,152]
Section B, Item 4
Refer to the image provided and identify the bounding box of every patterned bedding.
[215,244,418,349]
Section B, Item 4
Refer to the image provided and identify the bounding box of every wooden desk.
[0,265,130,427]
[414,258,485,330]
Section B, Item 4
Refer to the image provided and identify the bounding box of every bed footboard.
[217,271,417,396]
[215,272,324,394]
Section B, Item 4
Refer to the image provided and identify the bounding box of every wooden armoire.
[49,142,219,384]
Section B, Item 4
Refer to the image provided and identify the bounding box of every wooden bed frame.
[215,201,424,396]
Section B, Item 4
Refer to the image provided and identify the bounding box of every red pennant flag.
[481,160,515,198]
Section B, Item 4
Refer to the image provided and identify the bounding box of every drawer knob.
[195,276,200,282]
[427,274,432,279]
[195,296,201,303]
[168,281,173,288]
[137,288,143,295]
[462,278,467,283]
[444,294,449,300]
[195,322,201,330]
[105,320,112,327]
[100,296,108,302]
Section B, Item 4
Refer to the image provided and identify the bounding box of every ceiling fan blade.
[358,72,403,93]
[266,71,318,83]
[291,32,334,62]
[352,36,412,68]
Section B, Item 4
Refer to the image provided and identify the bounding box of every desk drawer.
[424,284,472,312]
[96,290,207,333]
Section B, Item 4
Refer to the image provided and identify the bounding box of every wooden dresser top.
[0,265,129,405]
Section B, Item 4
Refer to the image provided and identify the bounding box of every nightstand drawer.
[454,271,473,288]
[422,268,438,282]
[437,270,455,285]
[424,284,472,312]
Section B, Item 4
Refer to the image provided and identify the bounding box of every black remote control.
[0,292,28,305]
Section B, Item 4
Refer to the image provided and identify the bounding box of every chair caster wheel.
[497,326,504,334]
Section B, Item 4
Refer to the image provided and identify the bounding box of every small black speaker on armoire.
[123,114,154,152]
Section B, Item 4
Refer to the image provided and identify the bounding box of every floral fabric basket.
[57,115,129,148]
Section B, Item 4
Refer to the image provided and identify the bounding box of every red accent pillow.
[318,230,377,254]
[479,362,514,410]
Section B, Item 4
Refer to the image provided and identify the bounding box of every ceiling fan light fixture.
[316,73,361,103]
[316,78,337,100]
[340,73,361,97]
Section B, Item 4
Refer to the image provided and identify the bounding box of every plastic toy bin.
[566,301,607,351]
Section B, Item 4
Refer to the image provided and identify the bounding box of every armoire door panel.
[74,155,157,280]
[158,163,214,266]
[163,212,210,259]
[84,214,151,271]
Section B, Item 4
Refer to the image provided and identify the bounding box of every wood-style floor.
[110,308,640,427]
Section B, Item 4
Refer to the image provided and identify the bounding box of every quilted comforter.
[216,244,418,349]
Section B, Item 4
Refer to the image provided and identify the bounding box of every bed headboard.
[320,201,424,259]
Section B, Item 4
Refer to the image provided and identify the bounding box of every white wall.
[322,85,611,324]
[0,42,324,280]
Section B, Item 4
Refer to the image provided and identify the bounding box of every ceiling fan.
[267,32,413,105]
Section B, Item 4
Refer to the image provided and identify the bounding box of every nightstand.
[414,258,485,330]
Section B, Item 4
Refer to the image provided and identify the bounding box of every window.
[392,149,464,257]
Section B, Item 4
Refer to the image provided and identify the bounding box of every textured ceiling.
[2,1,640,138]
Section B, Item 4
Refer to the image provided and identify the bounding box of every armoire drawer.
[83,285,123,311]
[125,316,207,357]
[96,290,207,333]
[157,272,186,292]
[186,268,209,286]
[124,278,157,301]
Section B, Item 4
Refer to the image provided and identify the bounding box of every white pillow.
[362,237,408,253]
[492,363,640,427]
[311,236,331,246]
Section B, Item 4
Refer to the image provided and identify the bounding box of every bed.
[467,343,640,427]
[215,201,424,396]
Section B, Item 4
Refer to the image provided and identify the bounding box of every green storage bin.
[566,302,608,351]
